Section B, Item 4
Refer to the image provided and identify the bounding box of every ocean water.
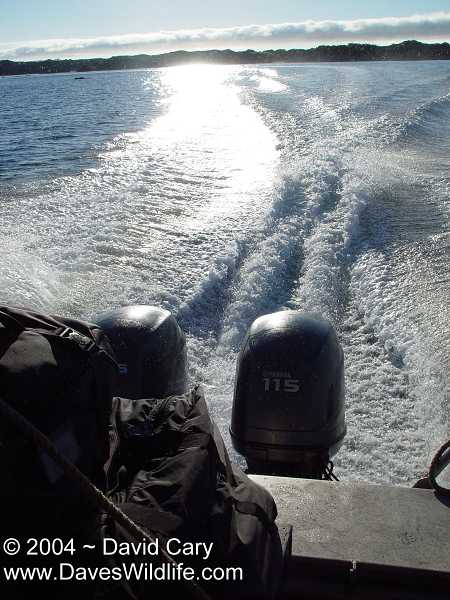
[1,61,449,486]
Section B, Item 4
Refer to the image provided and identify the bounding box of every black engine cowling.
[230,311,346,477]
[94,305,187,399]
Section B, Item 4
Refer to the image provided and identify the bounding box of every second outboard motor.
[94,305,187,399]
[230,311,346,479]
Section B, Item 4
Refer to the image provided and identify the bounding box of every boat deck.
[251,475,450,599]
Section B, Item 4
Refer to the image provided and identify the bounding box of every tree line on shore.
[1,40,449,76]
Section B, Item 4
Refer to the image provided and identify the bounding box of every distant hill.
[1,40,449,76]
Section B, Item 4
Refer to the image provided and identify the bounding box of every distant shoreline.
[1,40,449,77]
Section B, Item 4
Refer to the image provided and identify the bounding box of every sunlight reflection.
[139,64,279,229]
[154,64,242,139]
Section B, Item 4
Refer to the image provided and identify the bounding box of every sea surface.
[1,61,449,485]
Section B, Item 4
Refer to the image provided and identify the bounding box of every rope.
[0,396,211,600]
[323,460,339,481]
[428,438,450,498]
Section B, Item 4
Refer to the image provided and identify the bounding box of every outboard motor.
[94,305,187,399]
[230,311,346,479]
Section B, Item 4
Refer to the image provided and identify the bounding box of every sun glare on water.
[141,64,279,227]
[160,64,235,134]
[151,64,276,159]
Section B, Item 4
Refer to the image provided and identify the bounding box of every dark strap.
[105,400,122,493]
[24,323,116,368]
[0,310,25,359]
[211,421,237,486]
[428,439,450,497]
[0,309,25,333]
[0,310,97,353]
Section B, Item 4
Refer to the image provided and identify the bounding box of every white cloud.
[1,12,450,61]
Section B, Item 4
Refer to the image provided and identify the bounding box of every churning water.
[1,61,449,485]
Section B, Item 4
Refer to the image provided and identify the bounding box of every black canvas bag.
[0,305,118,497]
[0,306,119,600]
[107,386,284,600]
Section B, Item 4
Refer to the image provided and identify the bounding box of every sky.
[1,1,450,61]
